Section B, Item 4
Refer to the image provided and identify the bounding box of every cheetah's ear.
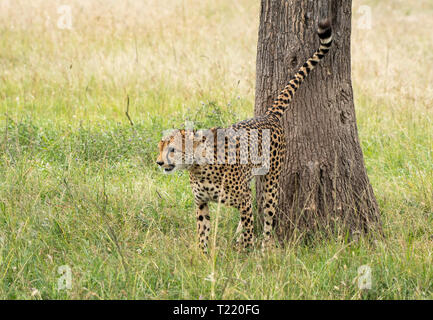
[161,128,179,142]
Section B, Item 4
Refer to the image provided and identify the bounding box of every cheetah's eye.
[168,147,175,153]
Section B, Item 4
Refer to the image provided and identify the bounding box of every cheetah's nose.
[156,161,163,166]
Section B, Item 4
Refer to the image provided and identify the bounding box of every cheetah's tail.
[266,19,333,118]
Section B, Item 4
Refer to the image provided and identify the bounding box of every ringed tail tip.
[318,19,332,43]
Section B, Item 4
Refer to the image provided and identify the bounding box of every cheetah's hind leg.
[234,195,255,251]
[261,171,280,251]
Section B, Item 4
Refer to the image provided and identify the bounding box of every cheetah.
[156,20,333,252]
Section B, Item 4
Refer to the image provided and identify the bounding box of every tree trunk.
[255,0,382,242]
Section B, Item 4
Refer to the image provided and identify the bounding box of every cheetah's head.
[156,129,216,174]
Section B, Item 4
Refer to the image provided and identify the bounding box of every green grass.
[1,95,432,299]
[0,0,432,299]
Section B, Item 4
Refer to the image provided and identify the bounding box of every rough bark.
[255,0,382,241]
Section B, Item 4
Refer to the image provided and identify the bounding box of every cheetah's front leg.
[196,203,210,253]
[238,196,254,249]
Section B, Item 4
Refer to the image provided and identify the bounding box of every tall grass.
[0,0,432,299]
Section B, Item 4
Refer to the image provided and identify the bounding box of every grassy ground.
[0,0,432,299]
